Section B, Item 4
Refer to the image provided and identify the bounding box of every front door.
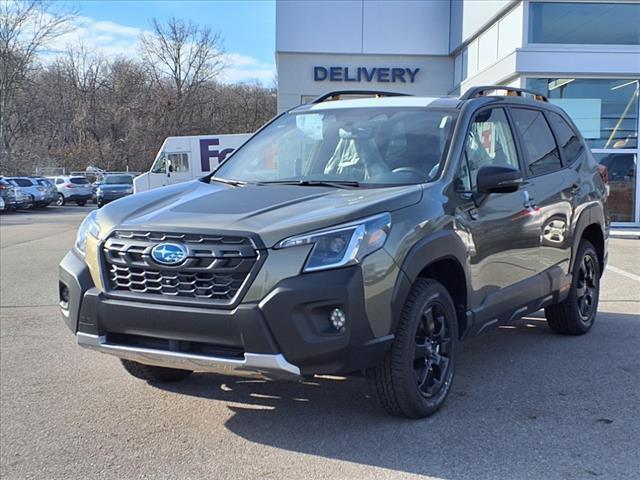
[454,107,541,319]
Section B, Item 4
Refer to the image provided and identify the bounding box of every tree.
[0,0,75,173]
[139,17,225,134]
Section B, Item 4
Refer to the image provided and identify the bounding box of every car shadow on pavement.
[156,311,640,479]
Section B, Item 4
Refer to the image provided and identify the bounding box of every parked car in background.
[0,195,5,212]
[6,177,53,208]
[0,177,33,210]
[33,177,58,205]
[96,174,134,207]
[0,178,19,211]
[51,176,92,206]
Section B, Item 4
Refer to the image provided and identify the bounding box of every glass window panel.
[167,153,189,172]
[458,108,519,191]
[529,2,640,45]
[546,111,584,164]
[594,153,637,222]
[511,108,562,176]
[527,79,639,149]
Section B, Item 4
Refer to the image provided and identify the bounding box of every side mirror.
[476,165,523,194]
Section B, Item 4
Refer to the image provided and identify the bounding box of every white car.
[51,176,93,206]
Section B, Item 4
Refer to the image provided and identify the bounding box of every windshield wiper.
[210,176,247,187]
[257,179,360,189]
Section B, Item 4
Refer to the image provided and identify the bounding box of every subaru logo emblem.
[151,243,188,265]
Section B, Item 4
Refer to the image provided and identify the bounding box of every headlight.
[276,213,391,272]
[75,210,100,255]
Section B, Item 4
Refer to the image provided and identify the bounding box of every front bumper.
[59,250,392,377]
[97,191,131,203]
[64,193,92,201]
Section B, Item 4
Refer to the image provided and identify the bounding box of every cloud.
[220,53,276,85]
[42,15,275,84]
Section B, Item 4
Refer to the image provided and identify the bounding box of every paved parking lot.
[1,207,639,480]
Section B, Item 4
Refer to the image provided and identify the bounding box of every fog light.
[59,282,70,310]
[329,308,346,332]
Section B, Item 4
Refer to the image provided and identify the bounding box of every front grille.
[103,230,260,305]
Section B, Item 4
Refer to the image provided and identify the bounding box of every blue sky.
[52,1,276,84]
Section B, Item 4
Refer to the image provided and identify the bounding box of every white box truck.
[133,134,251,193]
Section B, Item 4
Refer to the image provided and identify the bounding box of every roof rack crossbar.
[310,90,412,104]
[460,86,548,102]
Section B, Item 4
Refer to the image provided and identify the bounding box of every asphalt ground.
[1,206,639,480]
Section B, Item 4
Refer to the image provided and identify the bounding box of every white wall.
[449,0,517,52]
[362,1,450,55]
[276,0,363,54]
[276,0,450,55]
[454,2,523,89]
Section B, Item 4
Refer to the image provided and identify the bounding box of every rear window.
[546,111,583,164]
[104,175,133,185]
[510,108,562,176]
[70,177,89,185]
[10,178,33,187]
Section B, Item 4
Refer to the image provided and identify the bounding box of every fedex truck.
[133,134,251,193]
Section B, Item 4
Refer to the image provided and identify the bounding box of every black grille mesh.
[103,230,258,304]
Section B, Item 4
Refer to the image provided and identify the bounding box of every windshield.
[213,107,457,186]
[104,175,133,185]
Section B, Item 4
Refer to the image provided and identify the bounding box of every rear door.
[455,106,541,317]
[509,107,574,279]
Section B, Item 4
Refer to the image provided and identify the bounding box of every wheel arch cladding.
[581,223,604,273]
[571,203,606,276]
[393,231,470,338]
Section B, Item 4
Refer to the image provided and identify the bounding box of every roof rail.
[460,86,548,102]
[310,90,412,104]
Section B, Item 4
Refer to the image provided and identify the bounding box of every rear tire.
[120,359,192,383]
[367,278,458,418]
[545,240,600,335]
[56,193,65,206]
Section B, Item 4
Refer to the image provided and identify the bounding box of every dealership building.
[275,0,640,226]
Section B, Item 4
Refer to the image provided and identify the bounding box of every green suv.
[59,87,609,418]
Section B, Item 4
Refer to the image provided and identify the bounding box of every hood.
[97,180,422,247]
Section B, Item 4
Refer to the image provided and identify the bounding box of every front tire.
[367,278,458,418]
[120,359,192,384]
[545,240,600,335]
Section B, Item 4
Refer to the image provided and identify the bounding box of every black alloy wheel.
[545,240,600,335]
[414,303,453,399]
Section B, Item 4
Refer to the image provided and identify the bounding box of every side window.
[55,178,64,185]
[546,111,583,165]
[150,153,166,173]
[511,108,562,176]
[167,153,189,173]
[458,108,520,191]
